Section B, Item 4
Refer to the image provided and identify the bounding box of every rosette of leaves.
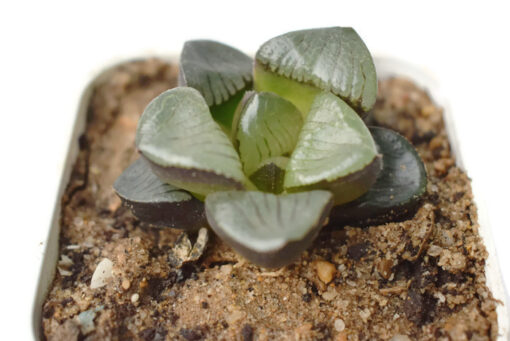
[114,27,427,268]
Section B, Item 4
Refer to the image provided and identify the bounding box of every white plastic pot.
[32,56,509,340]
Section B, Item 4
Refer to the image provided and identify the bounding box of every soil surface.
[42,59,498,340]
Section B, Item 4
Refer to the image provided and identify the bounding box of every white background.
[1,1,509,339]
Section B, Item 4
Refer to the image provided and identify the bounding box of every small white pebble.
[334,318,345,332]
[220,264,233,275]
[131,293,139,303]
[58,267,73,276]
[322,289,337,301]
[427,244,442,257]
[59,254,73,267]
[66,244,80,250]
[435,291,446,303]
[359,308,371,322]
[346,280,356,287]
[90,258,113,289]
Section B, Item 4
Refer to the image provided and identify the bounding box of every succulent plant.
[114,27,427,268]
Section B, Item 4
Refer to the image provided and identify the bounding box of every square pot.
[32,56,509,340]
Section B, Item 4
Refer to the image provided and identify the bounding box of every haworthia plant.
[329,127,427,226]
[136,87,246,196]
[114,27,428,268]
[255,27,377,116]
[179,40,253,130]
[284,92,381,205]
[113,158,206,229]
[205,191,333,268]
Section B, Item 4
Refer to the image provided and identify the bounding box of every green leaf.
[232,91,303,175]
[249,156,289,194]
[284,92,381,205]
[255,27,377,115]
[209,90,247,131]
[205,191,333,268]
[254,63,321,118]
[180,40,253,129]
[113,158,206,230]
[329,127,428,226]
[136,87,246,196]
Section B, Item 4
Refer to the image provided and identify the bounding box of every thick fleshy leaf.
[329,127,428,226]
[136,87,246,196]
[113,158,206,230]
[209,90,247,131]
[254,63,320,118]
[179,40,253,129]
[255,27,377,115]
[249,156,288,194]
[205,191,333,268]
[284,92,381,205]
[232,91,303,175]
